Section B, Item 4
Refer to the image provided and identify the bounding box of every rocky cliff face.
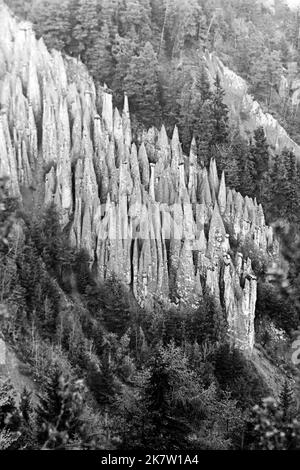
[205,52,300,161]
[0,3,279,352]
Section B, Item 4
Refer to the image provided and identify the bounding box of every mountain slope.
[0,2,283,352]
[204,51,300,160]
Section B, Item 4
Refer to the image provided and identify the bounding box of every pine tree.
[239,140,256,198]
[210,73,229,148]
[30,0,71,51]
[218,129,246,190]
[112,34,138,106]
[250,49,282,108]
[285,149,300,225]
[36,365,86,449]
[40,204,65,276]
[70,0,116,83]
[63,0,81,56]
[28,204,74,285]
[100,0,119,36]
[196,64,213,103]
[18,388,35,449]
[124,42,162,128]
[36,366,65,445]
[0,379,20,432]
[19,388,32,424]
[72,249,94,294]
[195,101,215,167]
[279,379,294,422]
[250,127,270,201]
[142,350,192,450]
[160,60,183,135]
[266,150,287,220]
[72,0,100,55]
[188,294,226,345]
[101,276,131,337]
[0,378,21,449]
[118,0,153,44]
[170,0,201,57]
[178,63,214,162]
[192,65,214,164]
[265,148,300,223]
[87,349,118,407]
[85,22,113,84]
[151,0,169,53]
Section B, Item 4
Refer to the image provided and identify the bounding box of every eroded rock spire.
[0,3,280,352]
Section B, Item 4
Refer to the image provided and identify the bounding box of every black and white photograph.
[1,0,300,453]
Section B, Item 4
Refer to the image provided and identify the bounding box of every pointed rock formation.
[0,3,280,353]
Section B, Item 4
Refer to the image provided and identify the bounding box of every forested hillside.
[1,0,300,452]
[6,0,300,142]
[5,0,300,214]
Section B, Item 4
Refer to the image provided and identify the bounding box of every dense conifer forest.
[2,0,300,451]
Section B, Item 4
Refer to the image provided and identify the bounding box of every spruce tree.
[0,379,20,433]
[285,149,300,225]
[19,388,32,424]
[18,388,35,449]
[178,63,214,162]
[267,151,287,220]
[30,0,71,51]
[279,379,294,422]
[142,350,192,450]
[195,101,215,167]
[112,34,138,106]
[65,0,81,56]
[219,129,247,190]
[250,49,282,108]
[250,127,270,201]
[188,293,227,345]
[100,0,119,36]
[124,41,162,128]
[196,63,213,103]
[0,378,21,449]
[211,73,229,148]
[36,366,65,445]
[85,22,113,84]
[101,276,131,337]
[192,65,214,165]
[72,0,100,55]
[239,140,256,198]
[265,148,300,224]
[72,249,94,294]
[118,0,153,44]
[36,365,86,449]
[28,204,74,285]
[87,350,118,407]
[178,85,194,152]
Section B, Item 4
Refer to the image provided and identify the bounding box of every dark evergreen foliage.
[250,127,270,201]
[3,0,300,451]
[36,364,87,449]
